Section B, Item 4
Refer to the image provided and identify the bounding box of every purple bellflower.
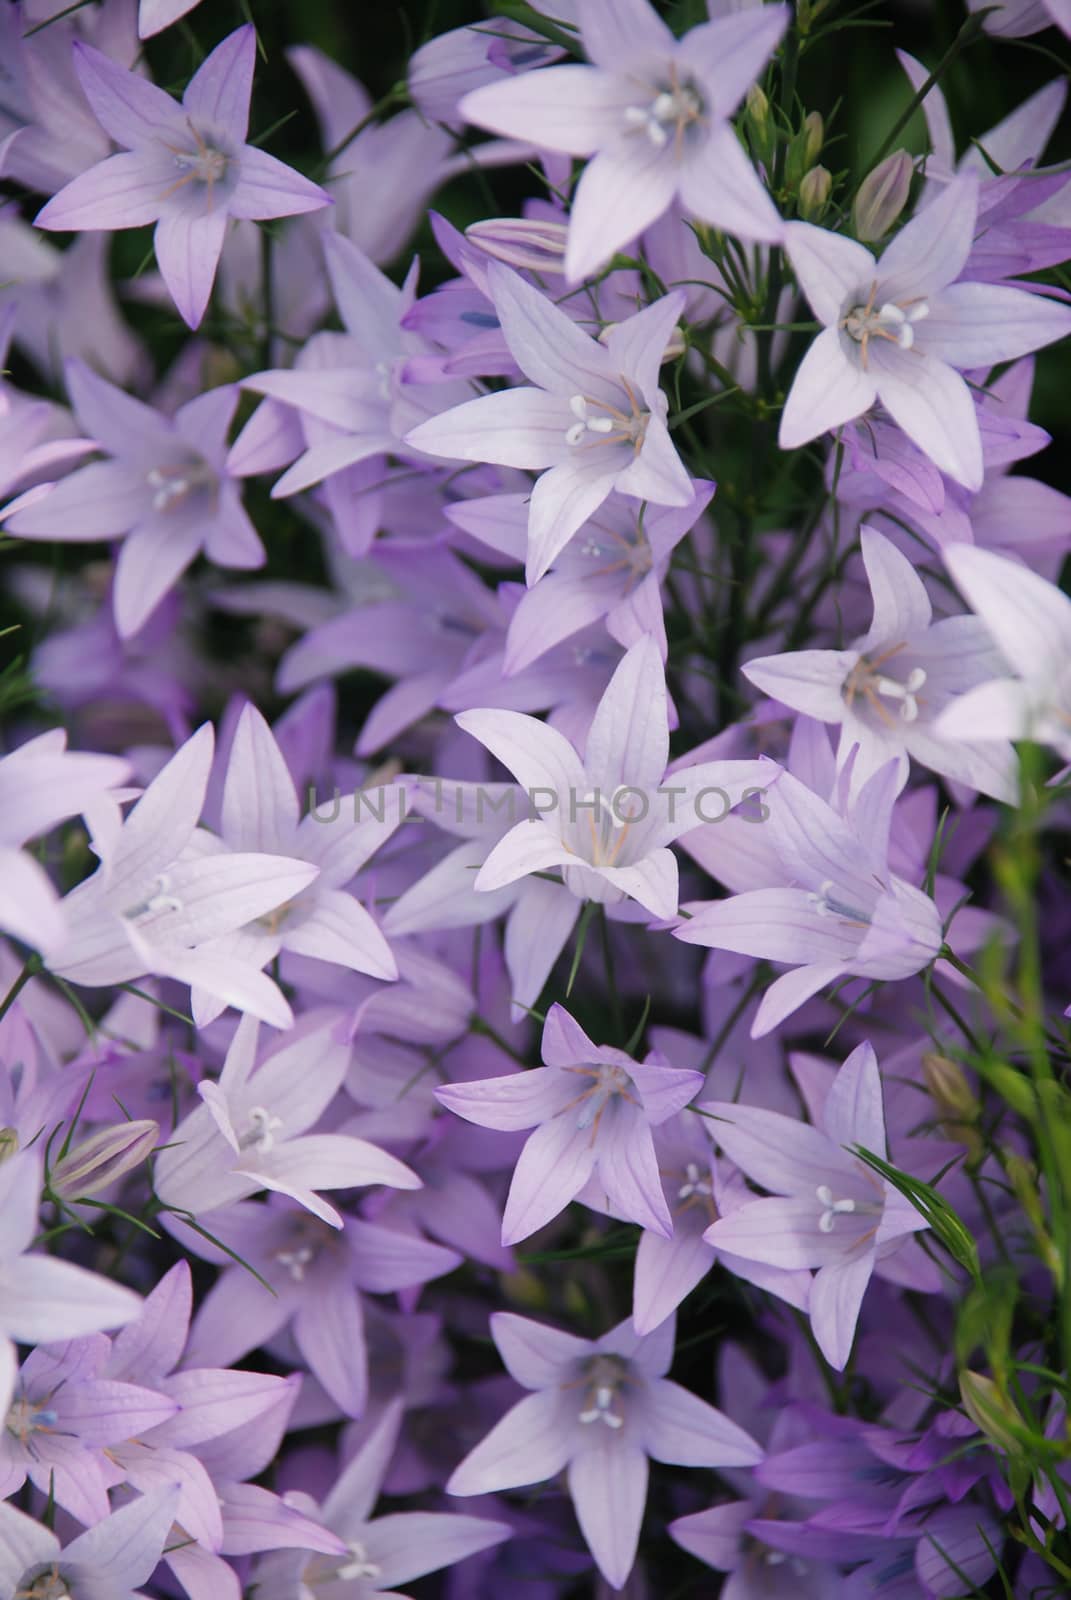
[458,0,788,281]
[0,1484,181,1600]
[779,174,1071,487]
[702,1042,929,1369]
[49,723,320,1030]
[7,361,264,637]
[35,26,331,328]
[447,1310,763,1589]
[676,759,945,1036]
[252,1400,512,1598]
[741,525,1017,802]
[454,633,769,925]
[436,1002,704,1244]
[406,264,694,583]
[154,1011,421,1228]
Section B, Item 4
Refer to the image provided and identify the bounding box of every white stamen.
[243,1106,283,1154]
[873,665,927,722]
[122,871,183,922]
[275,1246,314,1282]
[816,1183,859,1234]
[579,1383,624,1428]
[677,1161,711,1200]
[337,1540,381,1580]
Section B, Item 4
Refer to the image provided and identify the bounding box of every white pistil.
[147,459,214,514]
[565,394,615,446]
[816,1183,858,1233]
[624,82,703,149]
[242,1106,283,1154]
[275,1246,314,1282]
[123,872,183,922]
[873,666,927,722]
[841,282,930,369]
[337,1541,381,1580]
[579,1383,624,1429]
[677,1162,711,1201]
[806,880,871,924]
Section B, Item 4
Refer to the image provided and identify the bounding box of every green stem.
[0,953,41,1025]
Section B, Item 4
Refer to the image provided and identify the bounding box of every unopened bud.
[465,218,569,274]
[0,1127,17,1164]
[959,1371,1026,1456]
[745,84,775,168]
[786,113,823,190]
[922,1053,978,1122]
[50,1119,158,1201]
[798,166,832,222]
[853,149,914,242]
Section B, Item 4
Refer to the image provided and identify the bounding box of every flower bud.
[50,1119,158,1201]
[0,1127,17,1164]
[922,1053,978,1123]
[798,166,832,222]
[745,84,775,169]
[853,149,914,242]
[959,1371,1026,1456]
[786,113,823,190]
[465,217,569,275]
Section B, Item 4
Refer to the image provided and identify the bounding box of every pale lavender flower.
[406,264,694,582]
[196,703,403,1021]
[458,0,787,281]
[0,1149,141,1419]
[779,174,1071,487]
[437,1002,703,1244]
[139,0,203,39]
[447,1310,762,1589]
[50,723,319,1029]
[7,361,263,637]
[631,1113,811,1336]
[0,1484,181,1600]
[675,759,945,1036]
[702,1042,929,1369]
[938,544,1071,760]
[253,1400,511,1598]
[0,1336,177,1523]
[181,1194,460,1417]
[446,482,715,673]
[454,634,768,923]
[35,26,331,328]
[741,525,1017,801]
[154,1011,420,1227]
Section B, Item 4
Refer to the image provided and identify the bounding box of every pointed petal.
[784,221,875,326]
[487,261,616,400]
[502,1117,598,1243]
[810,1249,874,1370]
[779,327,877,449]
[871,346,983,490]
[365,1512,512,1588]
[460,64,636,155]
[859,524,933,643]
[568,1439,648,1589]
[447,1389,573,1493]
[231,146,331,219]
[293,1277,367,1416]
[584,635,669,794]
[183,26,255,142]
[73,40,179,145]
[565,139,679,282]
[680,122,784,243]
[642,1377,764,1466]
[154,206,228,330]
[491,1311,591,1388]
[455,707,587,798]
[36,151,168,230]
[877,173,977,299]
[406,388,570,470]
[821,1041,885,1157]
[526,454,618,583]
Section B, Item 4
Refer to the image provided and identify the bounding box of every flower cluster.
[1,0,1071,1595]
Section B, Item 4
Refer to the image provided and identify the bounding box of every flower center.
[6,1396,59,1446]
[565,388,649,454]
[239,1106,283,1154]
[16,1570,72,1600]
[815,1182,882,1233]
[806,880,873,926]
[561,1061,638,1139]
[624,68,704,152]
[575,1353,629,1429]
[147,457,216,515]
[843,645,928,726]
[677,1161,711,1202]
[121,872,184,923]
[336,1540,381,1580]
[841,281,930,369]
